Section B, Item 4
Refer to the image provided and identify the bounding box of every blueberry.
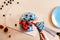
[25,15,28,18]
[30,15,32,17]
[25,15,28,16]
[23,18,25,20]
[28,19,30,21]
[27,26,33,32]
[28,27,29,29]
[30,25,32,26]
[30,18,33,20]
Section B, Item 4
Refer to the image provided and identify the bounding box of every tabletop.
[0,0,60,40]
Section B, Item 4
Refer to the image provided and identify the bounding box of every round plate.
[52,6,60,28]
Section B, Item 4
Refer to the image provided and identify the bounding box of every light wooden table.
[0,0,60,40]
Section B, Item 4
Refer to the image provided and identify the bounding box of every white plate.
[52,6,60,28]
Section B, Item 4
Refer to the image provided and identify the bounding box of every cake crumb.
[0,25,4,29]
[8,35,11,38]
[4,27,8,32]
